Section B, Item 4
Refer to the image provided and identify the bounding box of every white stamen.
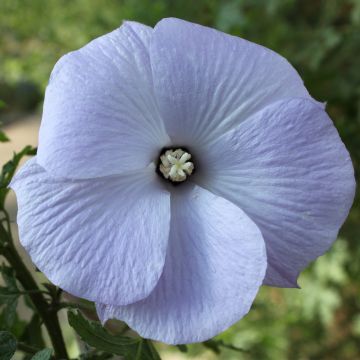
[159,148,194,182]
[179,153,191,163]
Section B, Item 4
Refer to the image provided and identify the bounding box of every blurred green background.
[1,0,359,359]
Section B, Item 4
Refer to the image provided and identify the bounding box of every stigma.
[158,148,194,183]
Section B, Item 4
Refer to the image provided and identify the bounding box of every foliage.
[31,349,53,360]
[0,331,17,360]
[0,132,9,143]
[0,145,36,208]
[0,265,20,329]
[0,0,359,359]
[0,102,9,142]
[68,311,161,360]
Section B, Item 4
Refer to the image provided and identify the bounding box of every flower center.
[158,148,194,183]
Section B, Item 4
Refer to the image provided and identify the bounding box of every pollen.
[158,148,194,183]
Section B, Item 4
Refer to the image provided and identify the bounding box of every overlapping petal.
[150,18,315,147]
[10,158,171,305]
[38,21,169,179]
[97,185,266,344]
[195,98,355,287]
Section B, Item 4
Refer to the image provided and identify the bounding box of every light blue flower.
[10,18,355,344]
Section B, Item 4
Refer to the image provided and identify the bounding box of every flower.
[10,18,355,345]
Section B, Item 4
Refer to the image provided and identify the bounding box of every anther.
[158,148,194,183]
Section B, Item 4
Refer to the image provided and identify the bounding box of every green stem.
[17,342,40,354]
[0,223,69,359]
[5,289,50,295]
[57,301,95,312]
[203,339,247,354]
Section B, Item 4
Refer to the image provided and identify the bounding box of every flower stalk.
[0,220,68,359]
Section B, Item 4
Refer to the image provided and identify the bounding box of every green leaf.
[203,339,246,354]
[0,286,17,298]
[0,331,17,360]
[0,266,19,328]
[31,349,53,360]
[0,131,9,143]
[203,339,221,354]
[144,340,161,360]
[0,312,26,338]
[0,145,37,207]
[0,100,5,110]
[0,300,18,330]
[68,311,161,360]
[176,344,188,352]
[0,265,18,290]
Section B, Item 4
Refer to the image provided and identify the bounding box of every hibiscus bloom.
[11,18,355,344]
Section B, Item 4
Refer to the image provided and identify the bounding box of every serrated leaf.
[0,286,19,299]
[0,311,26,338]
[31,348,53,360]
[0,299,18,329]
[0,266,19,328]
[0,131,9,143]
[0,145,37,207]
[0,265,18,290]
[68,311,161,360]
[0,331,17,360]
